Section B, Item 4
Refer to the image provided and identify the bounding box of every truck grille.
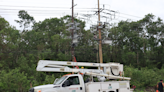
[29,87,34,92]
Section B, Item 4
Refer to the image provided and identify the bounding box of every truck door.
[61,76,83,92]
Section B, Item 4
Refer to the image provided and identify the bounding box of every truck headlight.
[34,89,41,92]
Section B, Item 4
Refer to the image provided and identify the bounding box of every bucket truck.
[29,60,133,92]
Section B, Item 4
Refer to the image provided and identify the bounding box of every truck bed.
[85,81,132,92]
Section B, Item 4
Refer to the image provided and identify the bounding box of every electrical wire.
[104,9,142,19]
[0,5,70,9]
[0,8,93,12]
[0,5,98,10]
[0,12,140,21]
[0,5,142,25]
[119,12,143,18]
[0,5,143,19]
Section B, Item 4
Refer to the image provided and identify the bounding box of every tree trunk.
[30,82,32,88]
[137,51,139,65]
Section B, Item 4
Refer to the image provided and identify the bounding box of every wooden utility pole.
[98,0,103,69]
[71,0,74,62]
[72,0,74,24]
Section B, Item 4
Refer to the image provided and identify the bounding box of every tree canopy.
[0,11,164,91]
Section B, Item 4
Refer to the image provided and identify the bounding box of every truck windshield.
[53,76,67,85]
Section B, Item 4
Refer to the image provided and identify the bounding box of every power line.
[0,14,140,22]
[119,12,143,18]
[0,9,92,15]
[0,7,142,23]
[103,9,143,19]
[78,11,140,22]
[0,5,144,19]
[0,8,93,11]
[0,14,68,17]
[0,5,69,9]
[117,15,139,21]
[0,12,88,16]
[0,5,97,9]
[0,10,142,21]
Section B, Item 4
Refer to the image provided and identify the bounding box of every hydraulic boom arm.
[36,60,131,80]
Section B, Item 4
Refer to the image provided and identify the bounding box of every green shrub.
[124,66,163,90]
[0,68,30,92]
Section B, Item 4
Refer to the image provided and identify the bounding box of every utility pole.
[66,0,79,63]
[98,0,103,70]
[71,0,74,62]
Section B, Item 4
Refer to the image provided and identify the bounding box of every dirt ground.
[145,86,156,92]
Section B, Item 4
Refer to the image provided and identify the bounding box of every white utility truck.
[29,60,133,92]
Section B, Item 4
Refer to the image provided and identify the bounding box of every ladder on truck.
[37,60,131,81]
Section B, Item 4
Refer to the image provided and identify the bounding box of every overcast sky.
[0,0,164,30]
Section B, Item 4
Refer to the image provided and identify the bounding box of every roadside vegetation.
[0,10,164,92]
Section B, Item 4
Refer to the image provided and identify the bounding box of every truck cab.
[29,74,85,92]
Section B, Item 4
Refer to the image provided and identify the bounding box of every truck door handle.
[53,86,60,88]
[80,87,82,90]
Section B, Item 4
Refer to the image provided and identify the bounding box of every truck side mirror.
[62,80,70,87]
[54,78,59,84]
